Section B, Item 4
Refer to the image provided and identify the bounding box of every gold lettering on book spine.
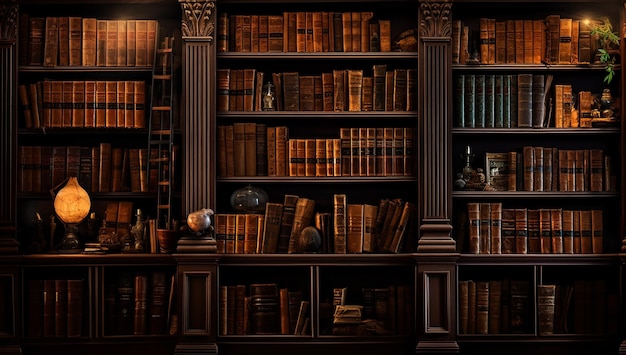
[179,0,215,40]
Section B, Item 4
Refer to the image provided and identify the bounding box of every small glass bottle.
[262,82,276,111]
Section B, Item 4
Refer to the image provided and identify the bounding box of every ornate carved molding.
[419,0,452,38]
[0,1,18,42]
[179,0,215,40]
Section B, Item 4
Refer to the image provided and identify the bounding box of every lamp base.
[59,227,82,253]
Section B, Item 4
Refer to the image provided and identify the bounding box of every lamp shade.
[53,177,91,224]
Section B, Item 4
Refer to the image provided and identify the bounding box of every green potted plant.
[590,17,620,84]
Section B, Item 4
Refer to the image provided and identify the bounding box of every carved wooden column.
[176,1,218,354]
[180,0,216,216]
[0,1,19,255]
[416,0,459,354]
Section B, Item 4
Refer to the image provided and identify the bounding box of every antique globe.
[187,208,214,233]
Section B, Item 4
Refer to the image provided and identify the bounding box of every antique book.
[578,19,592,64]
[488,280,502,334]
[148,271,168,334]
[225,213,236,254]
[591,209,603,254]
[294,300,310,335]
[243,214,261,254]
[268,15,283,52]
[501,208,516,254]
[489,202,502,254]
[29,17,45,66]
[532,74,545,128]
[277,194,299,253]
[550,208,563,254]
[515,208,528,254]
[478,202,491,254]
[475,281,489,334]
[539,208,552,254]
[43,279,55,337]
[262,202,283,253]
[43,17,59,67]
[538,284,557,335]
[61,80,73,127]
[333,69,346,111]
[579,209,592,253]
[510,280,530,333]
[379,19,391,52]
[558,18,573,64]
[244,122,257,176]
[516,74,533,128]
[233,122,246,176]
[347,69,363,112]
[561,209,575,254]
[54,279,68,337]
[115,272,134,335]
[333,194,348,253]
[467,202,480,254]
[249,283,279,334]
[388,201,415,253]
[217,69,230,112]
[282,72,300,111]
[288,197,315,253]
[275,126,289,176]
[463,74,475,127]
[467,280,476,334]
[526,209,541,254]
[132,273,148,335]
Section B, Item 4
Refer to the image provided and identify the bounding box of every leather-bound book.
[458,281,468,334]
[333,69,346,112]
[558,18,572,64]
[133,273,148,335]
[70,81,85,127]
[478,202,491,254]
[332,12,343,52]
[578,19,592,64]
[288,197,316,253]
[304,138,316,176]
[463,74,475,127]
[379,20,391,52]
[296,12,306,52]
[544,15,560,64]
[243,214,261,254]
[275,126,289,176]
[475,281,489,334]
[501,208,516,254]
[54,279,67,338]
[216,69,230,111]
[299,75,315,111]
[312,12,323,52]
[515,208,528,254]
[67,279,83,338]
[134,20,148,66]
[341,12,352,52]
[43,279,56,338]
[346,204,364,254]
[268,15,283,52]
[232,122,246,176]
[488,280,502,334]
[282,72,300,111]
[527,209,541,253]
[234,214,246,253]
[467,202,481,254]
[489,202,502,254]
[516,73,532,128]
[550,208,563,253]
[562,209,574,254]
[277,194,299,253]
[249,283,279,334]
[591,209,603,254]
[510,280,530,333]
[49,80,63,128]
[579,209,592,253]
[60,81,72,127]
[262,202,284,253]
[347,69,363,112]
[333,194,348,253]
[350,12,361,52]
[256,122,267,174]
[320,72,334,111]
[57,17,69,67]
[29,17,45,66]
[133,80,144,128]
[124,19,136,66]
[537,284,556,335]
[106,20,119,67]
[513,19,524,64]
[467,280,476,333]
[279,288,290,334]
[104,80,117,127]
[244,122,257,176]
[539,208,552,254]
[43,17,59,67]
[51,145,66,188]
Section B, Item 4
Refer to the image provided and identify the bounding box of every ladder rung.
[153,74,171,80]
[152,106,171,111]
[151,129,172,135]
[149,139,171,145]
[158,205,170,209]
[149,157,170,163]
[157,48,173,54]
[158,181,170,186]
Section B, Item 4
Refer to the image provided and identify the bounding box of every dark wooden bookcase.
[0,0,625,355]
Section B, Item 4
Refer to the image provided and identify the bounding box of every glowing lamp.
[53,177,91,252]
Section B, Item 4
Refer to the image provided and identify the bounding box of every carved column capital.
[179,0,215,40]
[0,1,18,42]
[419,0,452,38]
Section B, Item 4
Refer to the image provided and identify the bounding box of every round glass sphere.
[230,185,268,213]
